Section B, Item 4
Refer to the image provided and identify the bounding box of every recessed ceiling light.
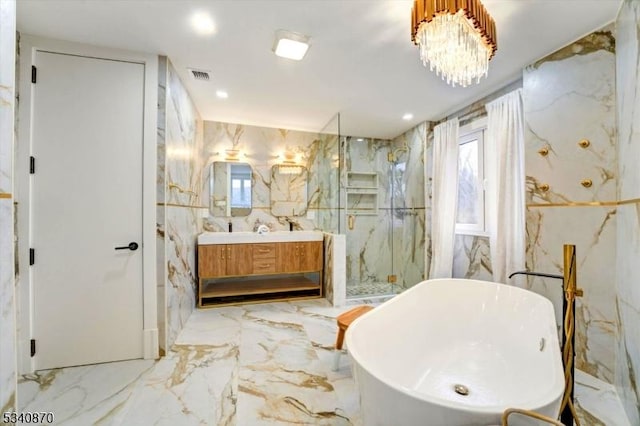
[402,113,414,121]
[273,29,310,61]
[191,12,215,35]
[216,90,229,99]
[356,138,364,142]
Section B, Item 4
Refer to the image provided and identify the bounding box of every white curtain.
[485,89,526,286]
[429,118,459,279]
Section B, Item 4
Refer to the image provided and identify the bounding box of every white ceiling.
[17,0,621,139]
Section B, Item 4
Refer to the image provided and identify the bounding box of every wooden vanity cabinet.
[276,242,323,273]
[198,240,323,307]
[198,244,253,277]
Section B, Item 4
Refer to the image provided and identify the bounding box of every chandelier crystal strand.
[411,0,496,88]
[415,11,490,87]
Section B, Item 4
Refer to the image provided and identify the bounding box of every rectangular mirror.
[270,165,308,217]
[209,162,252,217]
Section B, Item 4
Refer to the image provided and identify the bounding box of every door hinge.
[30,339,36,357]
[30,156,35,174]
[31,65,37,84]
[29,248,35,265]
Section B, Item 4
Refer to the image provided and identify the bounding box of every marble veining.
[452,235,493,281]
[18,299,362,425]
[532,31,615,68]
[523,27,618,385]
[575,369,632,426]
[156,56,168,352]
[323,233,346,307]
[0,0,16,415]
[615,2,640,423]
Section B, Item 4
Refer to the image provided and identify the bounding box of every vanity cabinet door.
[276,242,300,273]
[225,244,253,276]
[198,245,226,278]
[298,241,323,272]
[276,241,323,272]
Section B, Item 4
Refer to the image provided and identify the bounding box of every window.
[455,125,486,235]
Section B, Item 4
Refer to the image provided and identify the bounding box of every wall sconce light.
[277,151,304,174]
[281,151,297,164]
[278,165,304,175]
[224,149,241,161]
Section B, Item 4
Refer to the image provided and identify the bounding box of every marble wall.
[202,122,339,234]
[452,235,492,281]
[323,233,346,307]
[0,0,16,413]
[157,58,205,350]
[523,28,617,383]
[615,1,640,422]
[156,57,168,353]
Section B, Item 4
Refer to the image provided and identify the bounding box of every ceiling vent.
[188,68,211,81]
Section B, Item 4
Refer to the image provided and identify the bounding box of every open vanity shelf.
[197,232,324,307]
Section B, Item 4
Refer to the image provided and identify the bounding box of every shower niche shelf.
[346,172,378,189]
[346,191,378,215]
[346,172,379,215]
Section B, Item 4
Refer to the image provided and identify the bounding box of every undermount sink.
[197,230,324,245]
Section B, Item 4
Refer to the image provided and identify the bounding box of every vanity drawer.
[252,243,276,259]
[252,259,276,274]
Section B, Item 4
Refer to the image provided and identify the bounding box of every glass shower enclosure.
[339,130,426,300]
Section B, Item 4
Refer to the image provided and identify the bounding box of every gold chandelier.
[411,0,497,87]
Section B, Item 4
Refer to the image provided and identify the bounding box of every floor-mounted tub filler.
[345,279,565,426]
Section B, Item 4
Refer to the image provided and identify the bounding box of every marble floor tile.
[17,299,359,425]
[18,359,155,425]
[17,298,630,426]
[574,369,631,426]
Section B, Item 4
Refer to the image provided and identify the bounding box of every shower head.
[388,143,410,162]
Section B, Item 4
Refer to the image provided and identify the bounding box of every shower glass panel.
[342,136,398,298]
[316,113,341,233]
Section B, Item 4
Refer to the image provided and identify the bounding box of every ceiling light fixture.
[402,113,414,121]
[216,90,229,99]
[191,12,215,35]
[411,0,497,87]
[273,29,310,61]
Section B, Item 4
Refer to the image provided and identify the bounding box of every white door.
[32,51,145,369]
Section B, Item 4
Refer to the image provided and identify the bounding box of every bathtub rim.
[345,278,566,415]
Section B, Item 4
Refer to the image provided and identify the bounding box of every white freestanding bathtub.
[345,279,565,426]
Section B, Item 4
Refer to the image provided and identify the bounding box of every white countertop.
[197,231,324,245]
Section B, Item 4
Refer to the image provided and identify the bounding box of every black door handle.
[115,242,139,251]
